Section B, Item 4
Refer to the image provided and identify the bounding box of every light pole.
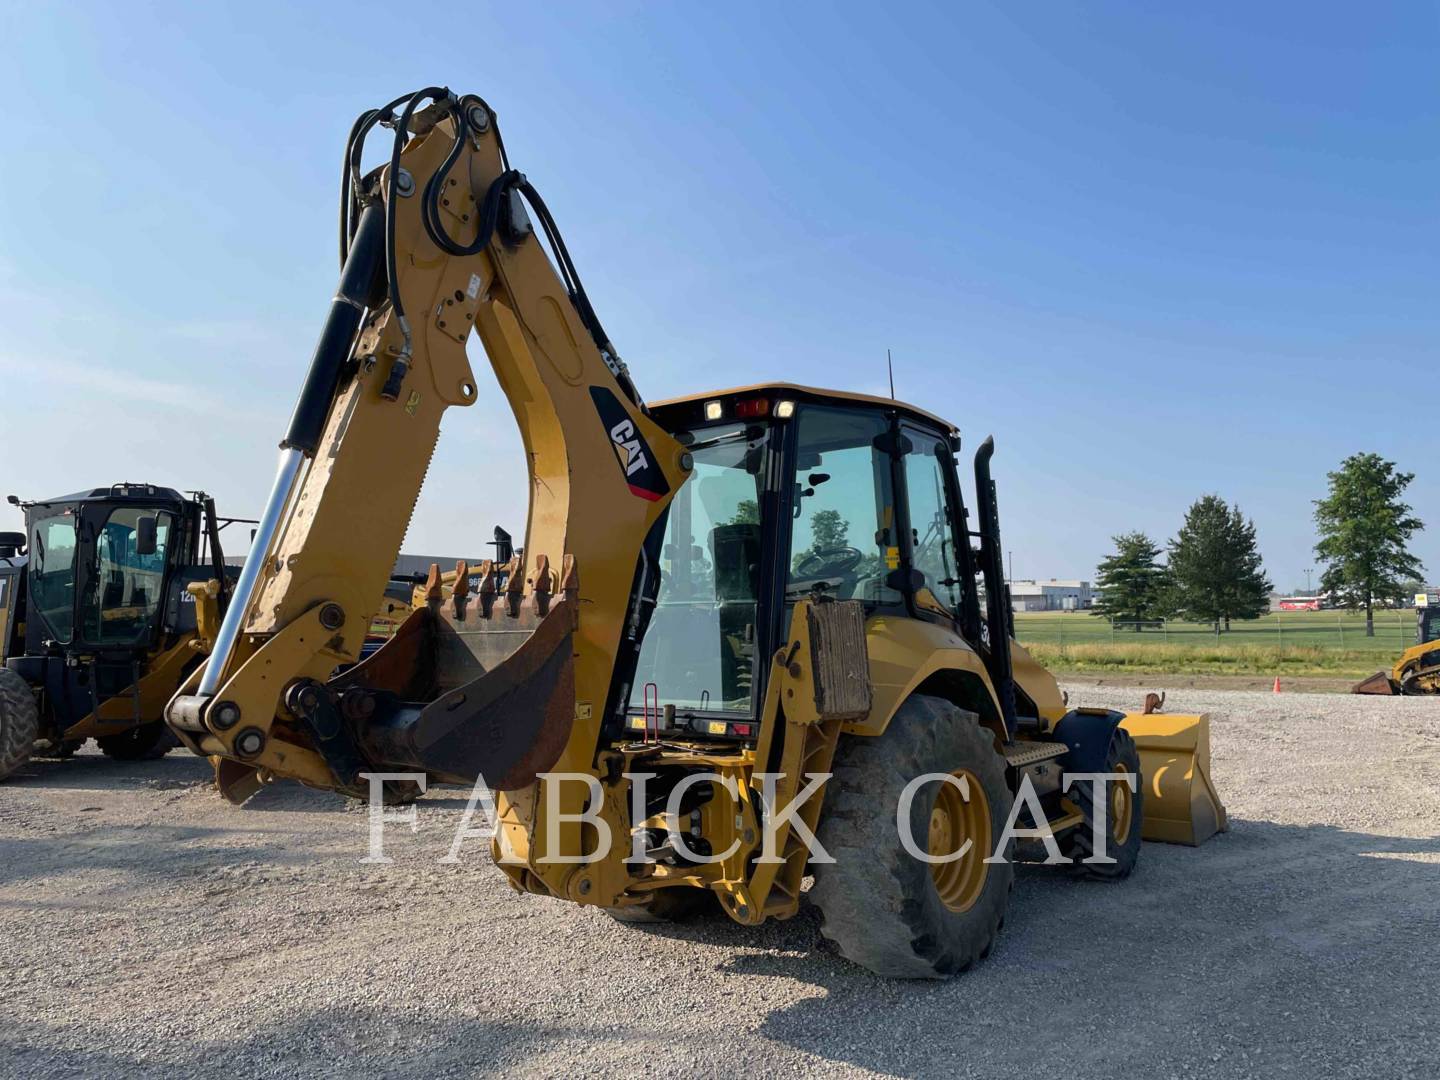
[1304,568,1313,595]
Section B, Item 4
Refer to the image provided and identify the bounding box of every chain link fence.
[1014,609,1415,651]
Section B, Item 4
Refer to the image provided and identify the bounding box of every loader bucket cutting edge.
[1351,671,1398,695]
[1119,711,1228,846]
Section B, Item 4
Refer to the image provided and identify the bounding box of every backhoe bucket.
[1119,712,1228,846]
[1352,671,1398,695]
[332,559,577,791]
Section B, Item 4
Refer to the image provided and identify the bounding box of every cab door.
[895,424,973,632]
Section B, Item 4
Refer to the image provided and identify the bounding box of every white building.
[1010,579,1093,612]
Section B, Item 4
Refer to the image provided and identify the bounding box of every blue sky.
[2,2,1436,591]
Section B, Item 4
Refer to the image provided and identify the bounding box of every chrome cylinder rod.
[197,447,305,696]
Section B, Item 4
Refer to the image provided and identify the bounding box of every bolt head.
[234,728,265,758]
[211,700,241,730]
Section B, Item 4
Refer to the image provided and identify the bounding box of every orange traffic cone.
[1273,677,1281,694]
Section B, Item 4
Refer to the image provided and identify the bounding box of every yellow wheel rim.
[928,769,991,913]
[1111,763,1134,846]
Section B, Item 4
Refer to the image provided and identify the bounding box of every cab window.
[81,507,174,644]
[786,406,902,608]
[902,434,963,616]
[630,424,770,713]
[29,511,79,644]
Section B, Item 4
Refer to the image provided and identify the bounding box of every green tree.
[1168,495,1272,631]
[730,499,759,525]
[1313,453,1425,636]
[1093,532,1169,629]
[793,508,851,572]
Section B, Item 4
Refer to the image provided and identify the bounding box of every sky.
[1,2,1436,592]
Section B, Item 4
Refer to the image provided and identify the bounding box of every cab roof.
[650,383,958,435]
[31,484,187,507]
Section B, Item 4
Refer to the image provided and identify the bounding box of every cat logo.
[589,386,669,502]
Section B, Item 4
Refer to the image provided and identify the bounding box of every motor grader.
[165,87,1226,977]
[0,485,239,779]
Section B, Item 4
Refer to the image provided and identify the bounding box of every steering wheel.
[795,546,864,579]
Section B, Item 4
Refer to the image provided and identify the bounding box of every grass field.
[1014,609,1415,678]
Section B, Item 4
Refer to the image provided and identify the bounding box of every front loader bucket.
[1119,712,1228,846]
[1352,671,1398,695]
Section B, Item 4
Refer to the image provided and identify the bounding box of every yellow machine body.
[167,88,1225,951]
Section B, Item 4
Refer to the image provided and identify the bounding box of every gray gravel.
[2,686,1438,1079]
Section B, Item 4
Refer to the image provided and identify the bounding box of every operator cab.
[623,384,991,742]
[3,485,236,728]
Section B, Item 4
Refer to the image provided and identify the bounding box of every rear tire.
[1061,727,1143,880]
[811,694,1015,978]
[0,668,40,780]
[97,720,173,761]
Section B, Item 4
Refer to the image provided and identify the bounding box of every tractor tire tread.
[811,694,1015,979]
[1061,727,1143,881]
[0,668,40,780]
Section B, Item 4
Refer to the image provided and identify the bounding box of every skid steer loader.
[0,485,242,779]
[1353,592,1440,695]
[165,87,1226,977]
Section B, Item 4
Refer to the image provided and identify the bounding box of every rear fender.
[1051,707,1126,775]
[848,614,1003,740]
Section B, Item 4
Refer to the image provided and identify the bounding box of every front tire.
[812,694,1015,978]
[1061,727,1143,880]
[0,668,40,780]
[97,720,173,761]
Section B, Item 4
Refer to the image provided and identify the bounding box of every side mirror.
[135,515,158,556]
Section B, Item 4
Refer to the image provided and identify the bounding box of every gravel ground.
[2,686,1438,1079]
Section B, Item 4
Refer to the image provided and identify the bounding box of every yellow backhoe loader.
[166,88,1225,977]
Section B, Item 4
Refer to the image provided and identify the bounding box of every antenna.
[887,348,895,399]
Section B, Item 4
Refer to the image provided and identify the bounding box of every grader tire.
[0,668,40,780]
[605,888,719,924]
[97,720,173,762]
[811,695,1015,979]
[1062,727,1143,881]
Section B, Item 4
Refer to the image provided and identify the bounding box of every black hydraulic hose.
[343,87,640,407]
[340,94,416,266]
[384,87,452,329]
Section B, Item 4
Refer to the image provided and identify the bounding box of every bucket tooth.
[476,559,497,619]
[530,553,552,616]
[424,562,443,605]
[503,555,524,617]
[452,560,471,621]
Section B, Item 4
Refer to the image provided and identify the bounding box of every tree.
[1168,495,1272,631]
[793,508,851,572]
[1093,532,1169,629]
[730,499,759,526]
[1313,453,1425,636]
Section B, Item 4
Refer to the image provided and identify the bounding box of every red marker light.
[732,723,753,737]
[732,398,771,419]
